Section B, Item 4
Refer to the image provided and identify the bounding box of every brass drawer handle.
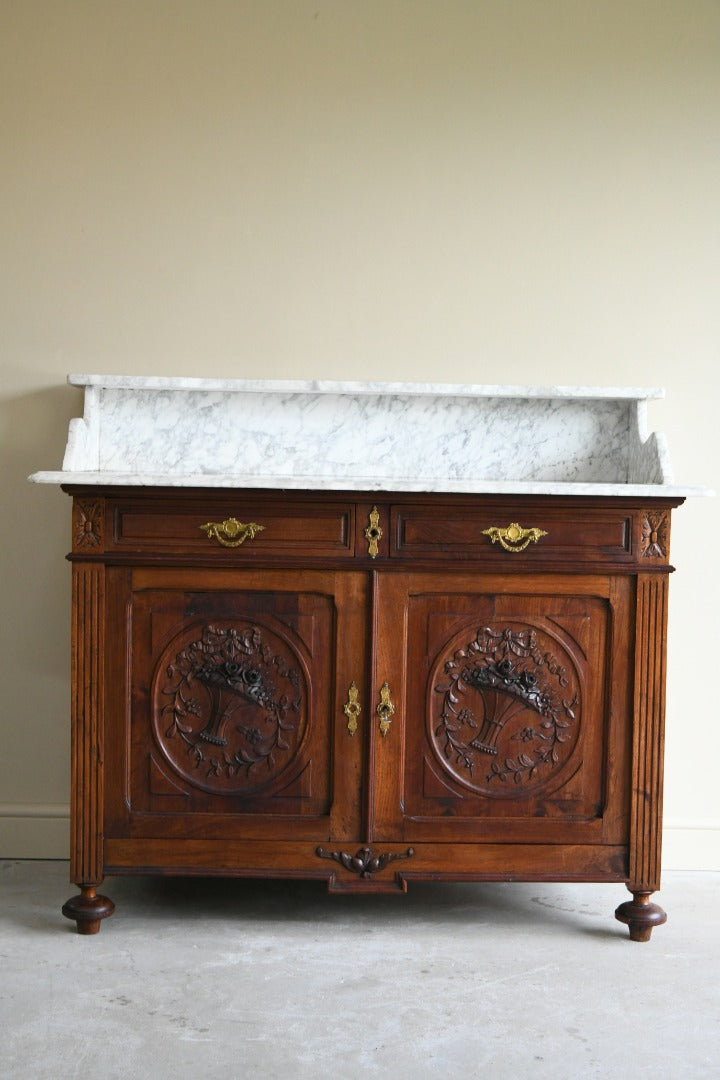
[376,681,395,737]
[482,522,548,553]
[343,682,362,736]
[200,517,265,547]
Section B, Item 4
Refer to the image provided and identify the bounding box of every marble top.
[63,373,666,398]
[28,375,708,496]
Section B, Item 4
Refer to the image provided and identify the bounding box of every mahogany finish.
[63,488,682,939]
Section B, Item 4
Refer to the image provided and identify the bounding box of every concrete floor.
[1,862,718,1079]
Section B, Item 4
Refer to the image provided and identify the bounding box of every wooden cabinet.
[62,489,682,940]
[373,573,625,846]
[110,567,367,842]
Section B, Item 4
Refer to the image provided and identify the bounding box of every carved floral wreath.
[433,626,578,787]
[159,624,302,783]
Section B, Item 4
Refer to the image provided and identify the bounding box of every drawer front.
[391,504,634,564]
[110,497,355,558]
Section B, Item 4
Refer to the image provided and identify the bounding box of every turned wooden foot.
[62,885,115,935]
[615,888,667,942]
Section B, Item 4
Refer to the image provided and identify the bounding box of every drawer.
[109,496,355,558]
[390,503,634,564]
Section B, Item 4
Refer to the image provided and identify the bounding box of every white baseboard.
[0,804,69,859]
[2,805,719,870]
[662,819,720,872]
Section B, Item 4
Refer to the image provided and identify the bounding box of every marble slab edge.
[27,471,712,497]
[65,374,666,399]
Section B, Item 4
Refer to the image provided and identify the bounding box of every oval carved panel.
[152,622,306,796]
[429,623,582,798]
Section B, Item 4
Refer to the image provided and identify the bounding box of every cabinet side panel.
[70,563,105,884]
[628,573,669,891]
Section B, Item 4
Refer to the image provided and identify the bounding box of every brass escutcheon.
[376,681,395,737]
[364,506,383,558]
[199,518,265,548]
[482,521,548,553]
[343,681,362,736]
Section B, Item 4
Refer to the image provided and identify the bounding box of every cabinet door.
[372,571,631,847]
[105,567,368,843]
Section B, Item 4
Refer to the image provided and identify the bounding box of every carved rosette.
[73,499,103,550]
[640,512,669,560]
[152,623,306,795]
[430,624,581,796]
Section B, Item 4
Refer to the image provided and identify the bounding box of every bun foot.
[62,886,115,935]
[615,889,666,942]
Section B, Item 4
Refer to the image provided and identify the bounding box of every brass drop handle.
[376,681,395,737]
[343,682,361,736]
[482,521,548,553]
[200,517,265,547]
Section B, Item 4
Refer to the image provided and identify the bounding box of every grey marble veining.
[28,375,709,496]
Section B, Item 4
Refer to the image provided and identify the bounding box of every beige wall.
[1,0,718,868]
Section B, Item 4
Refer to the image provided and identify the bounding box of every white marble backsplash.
[29,375,708,496]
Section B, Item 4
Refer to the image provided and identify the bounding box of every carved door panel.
[104,567,369,843]
[372,572,631,846]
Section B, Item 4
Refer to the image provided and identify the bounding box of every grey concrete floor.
[1,861,718,1079]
